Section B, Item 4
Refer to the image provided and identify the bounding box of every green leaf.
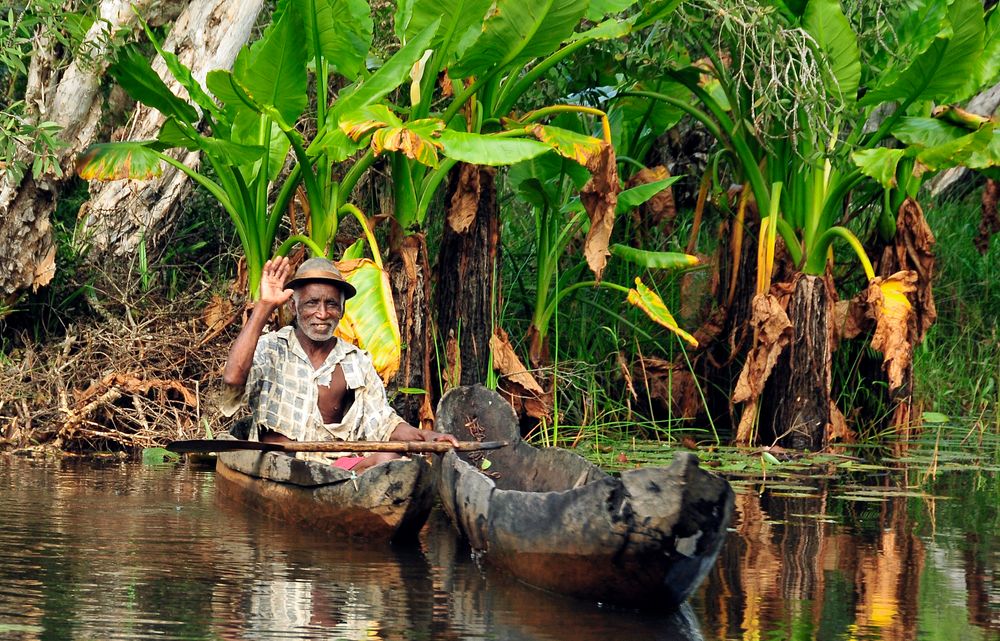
[240,5,309,126]
[973,7,1000,91]
[530,124,605,166]
[309,126,363,162]
[438,129,551,165]
[330,18,441,122]
[922,411,950,423]
[616,176,680,213]
[142,447,180,465]
[76,142,164,181]
[609,245,699,270]
[762,451,781,466]
[139,17,227,126]
[626,277,697,346]
[803,0,860,102]
[450,0,589,79]
[157,118,200,151]
[206,69,252,110]
[336,258,402,381]
[586,0,637,21]
[862,0,985,105]
[300,0,373,79]
[340,104,405,140]
[480,457,492,470]
[109,45,199,124]
[404,0,493,62]
[852,148,905,188]
[915,125,994,172]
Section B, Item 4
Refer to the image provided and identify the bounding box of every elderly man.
[222,255,456,473]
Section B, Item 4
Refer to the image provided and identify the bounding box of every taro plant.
[626,0,999,447]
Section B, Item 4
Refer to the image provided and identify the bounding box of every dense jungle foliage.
[0,0,997,457]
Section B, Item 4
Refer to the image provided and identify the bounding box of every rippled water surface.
[1,454,998,640]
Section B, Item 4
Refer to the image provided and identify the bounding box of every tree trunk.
[79,0,266,260]
[386,232,434,429]
[435,163,500,388]
[758,274,835,450]
[0,0,185,300]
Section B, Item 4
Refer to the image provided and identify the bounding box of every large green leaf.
[586,0,637,21]
[450,0,588,79]
[852,148,905,188]
[531,125,605,166]
[609,244,698,270]
[335,258,401,381]
[402,0,493,61]
[298,0,373,79]
[77,142,163,181]
[239,5,308,126]
[139,17,227,127]
[971,6,1000,92]
[615,176,680,213]
[803,0,860,103]
[437,130,551,166]
[508,150,590,208]
[915,125,994,171]
[862,0,985,106]
[329,19,441,123]
[109,46,199,124]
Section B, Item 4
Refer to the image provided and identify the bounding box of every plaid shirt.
[223,326,403,444]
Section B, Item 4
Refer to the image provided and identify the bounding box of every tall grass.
[913,189,1000,428]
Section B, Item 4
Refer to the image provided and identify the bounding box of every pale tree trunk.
[79,0,266,259]
[0,0,184,301]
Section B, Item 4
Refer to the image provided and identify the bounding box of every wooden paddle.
[166,438,507,454]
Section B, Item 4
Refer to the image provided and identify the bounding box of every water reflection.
[0,456,703,641]
[1,456,998,640]
[697,478,1000,641]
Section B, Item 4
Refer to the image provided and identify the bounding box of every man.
[221,255,457,473]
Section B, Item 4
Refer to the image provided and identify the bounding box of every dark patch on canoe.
[435,384,735,608]
[215,439,434,542]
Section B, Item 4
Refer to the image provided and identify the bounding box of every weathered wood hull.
[215,440,435,542]
[436,385,735,608]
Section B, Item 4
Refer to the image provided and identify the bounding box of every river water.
[0,454,997,641]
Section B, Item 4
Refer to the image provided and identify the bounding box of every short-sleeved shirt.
[222,326,403,444]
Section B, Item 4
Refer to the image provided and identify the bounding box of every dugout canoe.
[214,433,435,542]
[435,385,735,609]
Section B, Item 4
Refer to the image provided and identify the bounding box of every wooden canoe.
[435,384,735,608]
[214,433,435,542]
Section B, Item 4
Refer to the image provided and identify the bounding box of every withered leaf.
[580,144,620,281]
[447,163,480,234]
[865,270,917,392]
[732,293,793,404]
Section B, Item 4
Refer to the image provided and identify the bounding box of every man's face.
[291,282,345,343]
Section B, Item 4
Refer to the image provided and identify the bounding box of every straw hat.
[285,257,357,300]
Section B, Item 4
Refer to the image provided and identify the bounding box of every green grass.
[913,191,1000,428]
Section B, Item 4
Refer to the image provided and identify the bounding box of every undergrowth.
[913,190,1000,428]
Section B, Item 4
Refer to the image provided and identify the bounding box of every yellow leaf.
[334,259,401,382]
[627,277,698,347]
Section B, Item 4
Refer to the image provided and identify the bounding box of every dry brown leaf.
[833,295,870,342]
[32,245,57,291]
[447,162,480,234]
[442,331,461,392]
[634,357,702,419]
[732,293,793,404]
[977,179,999,255]
[580,144,620,281]
[865,270,917,392]
[492,328,551,420]
[879,199,936,343]
[827,401,855,444]
[203,294,234,332]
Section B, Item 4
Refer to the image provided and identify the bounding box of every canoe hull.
[216,445,435,542]
[436,385,734,608]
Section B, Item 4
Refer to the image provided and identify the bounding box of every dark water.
[0,455,998,641]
